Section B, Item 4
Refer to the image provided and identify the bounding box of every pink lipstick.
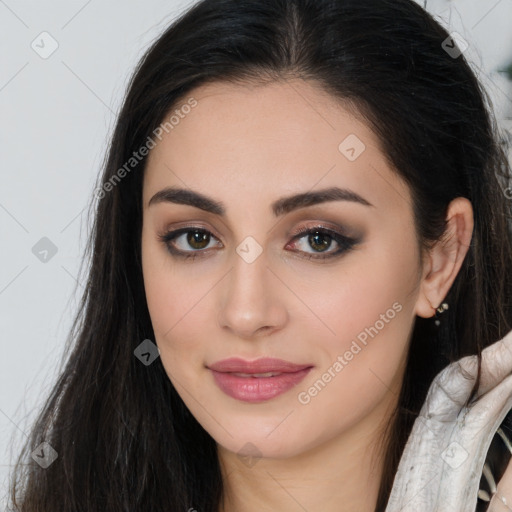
[208,357,313,403]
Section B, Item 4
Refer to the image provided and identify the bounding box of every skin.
[490,443,512,511]
[140,79,474,511]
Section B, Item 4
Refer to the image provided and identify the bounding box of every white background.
[1,0,512,505]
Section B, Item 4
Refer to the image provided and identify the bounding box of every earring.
[434,302,449,326]
[436,303,449,313]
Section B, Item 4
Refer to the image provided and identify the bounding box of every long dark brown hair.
[8,0,512,510]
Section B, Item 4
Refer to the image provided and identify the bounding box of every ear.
[415,197,474,319]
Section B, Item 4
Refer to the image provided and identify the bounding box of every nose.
[216,247,289,340]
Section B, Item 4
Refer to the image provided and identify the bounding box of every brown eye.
[287,226,359,260]
[158,227,222,259]
[307,231,332,252]
[158,224,359,262]
[186,230,211,250]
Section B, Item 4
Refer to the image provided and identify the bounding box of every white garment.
[385,328,512,512]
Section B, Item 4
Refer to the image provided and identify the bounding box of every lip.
[208,357,312,373]
[207,357,313,403]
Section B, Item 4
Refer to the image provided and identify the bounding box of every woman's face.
[141,79,425,459]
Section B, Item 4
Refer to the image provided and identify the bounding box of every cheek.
[293,288,413,449]
[293,234,419,355]
[141,242,216,375]
[295,233,419,406]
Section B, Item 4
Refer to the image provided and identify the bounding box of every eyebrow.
[147,186,373,216]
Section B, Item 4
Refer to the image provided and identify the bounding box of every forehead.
[142,79,412,218]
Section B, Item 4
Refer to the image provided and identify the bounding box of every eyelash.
[157,225,358,262]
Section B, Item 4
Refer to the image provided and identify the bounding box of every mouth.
[230,371,285,378]
[207,357,313,403]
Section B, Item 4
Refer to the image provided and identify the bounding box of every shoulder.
[477,408,512,511]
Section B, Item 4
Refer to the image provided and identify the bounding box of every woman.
[8,0,512,510]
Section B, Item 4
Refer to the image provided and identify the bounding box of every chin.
[210,415,317,461]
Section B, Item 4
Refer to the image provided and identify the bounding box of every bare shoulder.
[477,409,512,511]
